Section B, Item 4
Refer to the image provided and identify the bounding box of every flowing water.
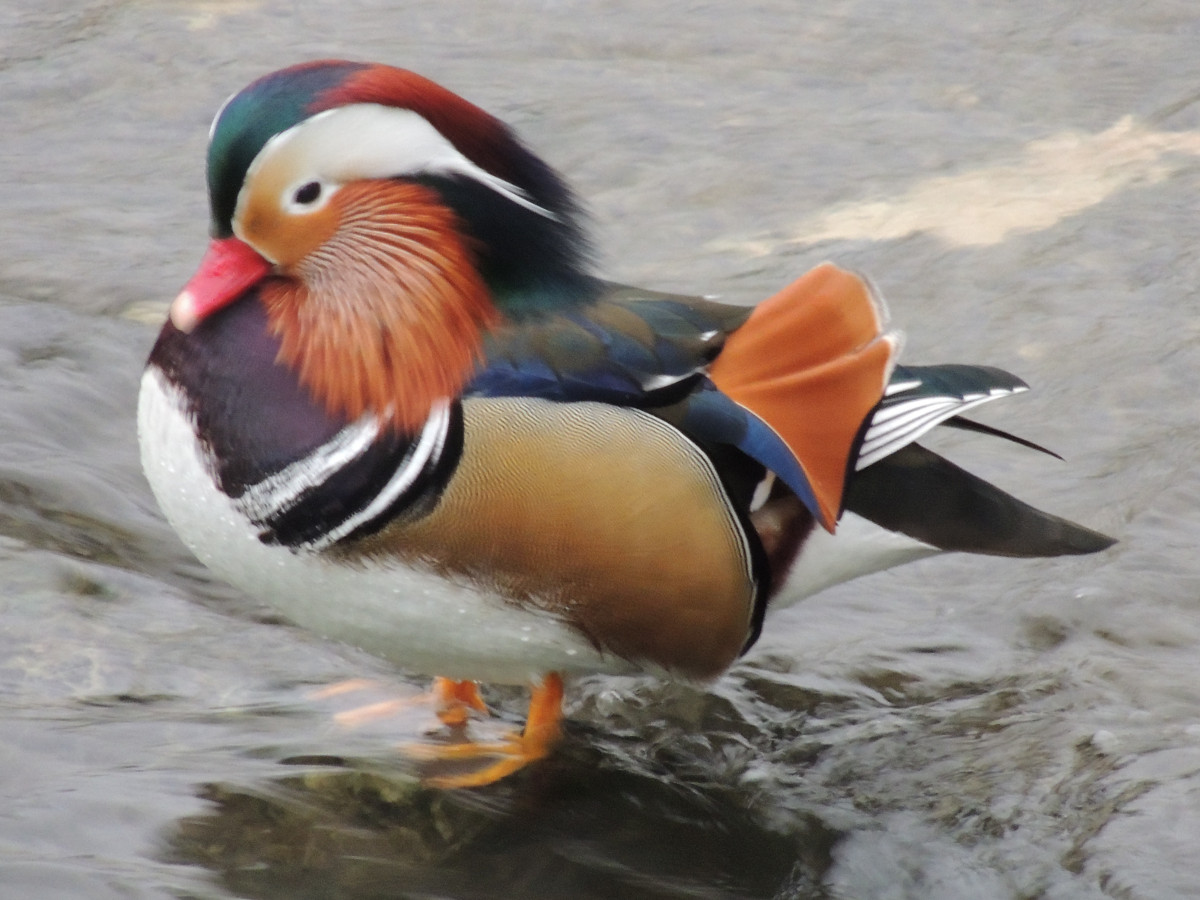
[3,2,1200,897]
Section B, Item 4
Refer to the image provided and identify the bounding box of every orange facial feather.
[260,181,498,433]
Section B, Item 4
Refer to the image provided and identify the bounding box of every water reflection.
[167,741,834,900]
[160,659,1123,899]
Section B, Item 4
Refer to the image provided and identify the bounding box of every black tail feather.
[845,443,1115,557]
[944,416,1063,460]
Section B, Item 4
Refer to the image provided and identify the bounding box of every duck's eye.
[292,181,322,205]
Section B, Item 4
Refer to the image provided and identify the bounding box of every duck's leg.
[432,676,490,726]
[308,678,422,727]
[410,673,565,788]
[312,677,489,730]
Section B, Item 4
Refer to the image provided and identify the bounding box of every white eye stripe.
[245,103,557,221]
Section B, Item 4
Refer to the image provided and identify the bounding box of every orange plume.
[709,264,899,530]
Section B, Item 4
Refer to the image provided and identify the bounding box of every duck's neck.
[411,174,598,319]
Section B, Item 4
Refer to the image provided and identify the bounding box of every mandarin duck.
[138,60,1114,787]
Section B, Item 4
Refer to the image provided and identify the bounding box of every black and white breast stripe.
[234,401,463,550]
[148,294,465,552]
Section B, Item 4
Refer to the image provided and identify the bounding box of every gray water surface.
[3,2,1199,898]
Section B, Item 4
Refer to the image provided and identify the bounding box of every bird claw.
[308,674,564,788]
[405,673,565,788]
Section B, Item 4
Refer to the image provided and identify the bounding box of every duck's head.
[172,60,591,430]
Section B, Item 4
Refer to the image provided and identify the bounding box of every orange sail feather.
[709,264,900,531]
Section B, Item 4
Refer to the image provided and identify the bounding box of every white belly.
[137,368,627,684]
[772,510,942,609]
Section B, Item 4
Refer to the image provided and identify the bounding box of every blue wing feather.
[676,388,822,519]
[467,287,742,405]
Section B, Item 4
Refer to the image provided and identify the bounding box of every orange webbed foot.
[405,673,565,789]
